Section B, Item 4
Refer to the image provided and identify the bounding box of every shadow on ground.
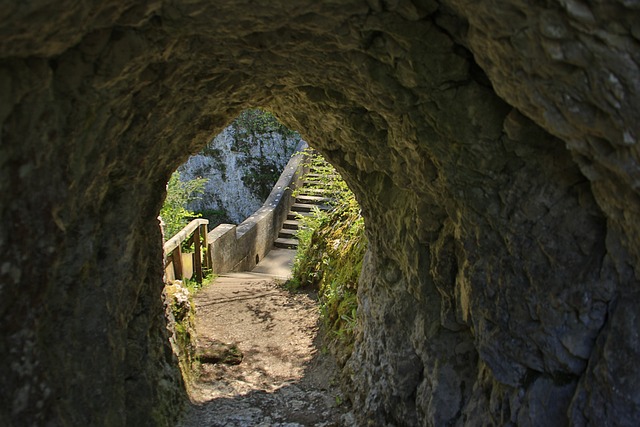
[177,274,351,426]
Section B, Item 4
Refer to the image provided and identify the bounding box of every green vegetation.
[290,152,367,364]
[241,159,282,201]
[160,171,207,240]
[198,147,227,180]
[183,272,214,294]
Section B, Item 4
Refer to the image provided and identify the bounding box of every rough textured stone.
[1,1,639,426]
[179,116,302,224]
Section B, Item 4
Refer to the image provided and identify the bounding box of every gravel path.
[177,273,351,427]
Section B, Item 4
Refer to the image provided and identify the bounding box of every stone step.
[310,169,334,176]
[306,172,339,179]
[298,187,330,195]
[282,219,300,230]
[291,202,321,213]
[278,228,297,239]
[309,160,330,166]
[296,194,331,205]
[302,178,336,188]
[271,160,336,253]
[287,210,313,220]
[274,237,298,249]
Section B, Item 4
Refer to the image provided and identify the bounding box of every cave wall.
[0,1,638,426]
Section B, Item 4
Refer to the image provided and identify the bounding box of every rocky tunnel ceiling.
[1,0,639,425]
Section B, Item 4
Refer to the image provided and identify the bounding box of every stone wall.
[207,144,307,274]
[0,1,638,425]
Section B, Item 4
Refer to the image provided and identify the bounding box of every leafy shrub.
[290,151,367,364]
[160,171,207,240]
[241,158,281,201]
[232,108,299,147]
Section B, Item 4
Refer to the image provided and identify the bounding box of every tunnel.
[1,1,639,425]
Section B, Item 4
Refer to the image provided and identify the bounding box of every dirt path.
[177,273,350,427]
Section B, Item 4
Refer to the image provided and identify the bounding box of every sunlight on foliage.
[290,151,367,364]
[160,171,208,240]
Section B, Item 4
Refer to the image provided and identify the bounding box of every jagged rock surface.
[179,121,301,225]
[0,1,638,426]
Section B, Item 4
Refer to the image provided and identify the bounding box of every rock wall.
[178,112,301,225]
[0,1,638,426]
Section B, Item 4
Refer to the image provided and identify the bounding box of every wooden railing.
[163,218,209,283]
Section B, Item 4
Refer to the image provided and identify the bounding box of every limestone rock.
[178,115,302,224]
[197,340,244,366]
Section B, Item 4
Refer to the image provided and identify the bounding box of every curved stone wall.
[207,142,308,275]
[0,1,638,425]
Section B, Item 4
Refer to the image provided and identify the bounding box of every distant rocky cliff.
[178,110,302,225]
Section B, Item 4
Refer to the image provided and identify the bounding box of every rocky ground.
[177,273,353,427]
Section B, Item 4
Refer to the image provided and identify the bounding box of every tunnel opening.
[166,108,305,231]
[158,107,306,285]
[159,109,365,424]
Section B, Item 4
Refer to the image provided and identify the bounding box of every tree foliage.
[160,171,208,240]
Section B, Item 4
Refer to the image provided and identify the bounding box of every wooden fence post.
[163,218,209,284]
[201,223,210,270]
[173,245,183,280]
[193,225,203,283]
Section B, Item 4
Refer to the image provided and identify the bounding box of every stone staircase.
[274,158,337,249]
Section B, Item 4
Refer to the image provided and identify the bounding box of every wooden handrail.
[163,218,209,283]
[163,218,208,254]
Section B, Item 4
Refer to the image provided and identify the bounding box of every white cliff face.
[178,113,302,224]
